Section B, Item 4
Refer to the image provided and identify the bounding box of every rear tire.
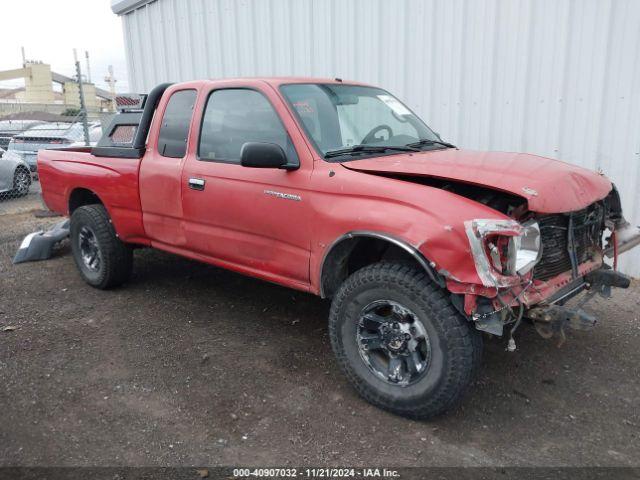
[70,204,133,289]
[328,262,482,419]
[13,167,31,197]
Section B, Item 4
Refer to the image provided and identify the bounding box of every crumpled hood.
[342,149,612,213]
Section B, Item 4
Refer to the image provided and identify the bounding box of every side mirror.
[240,142,296,170]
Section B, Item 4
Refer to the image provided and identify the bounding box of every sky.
[0,0,130,92]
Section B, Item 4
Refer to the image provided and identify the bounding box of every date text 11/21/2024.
[232,468,400,478]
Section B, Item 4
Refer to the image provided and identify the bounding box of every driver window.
[198,89,296,164]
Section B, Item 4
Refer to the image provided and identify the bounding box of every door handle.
[188,177,205,191]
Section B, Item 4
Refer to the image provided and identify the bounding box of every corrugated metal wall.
[119,0,640,275]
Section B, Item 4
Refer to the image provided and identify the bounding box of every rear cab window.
[109,125,137,145]
[158,89,197,158]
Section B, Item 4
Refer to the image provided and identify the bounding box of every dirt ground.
[0,197,639,468]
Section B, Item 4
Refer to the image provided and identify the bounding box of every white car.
[0,147,31,197]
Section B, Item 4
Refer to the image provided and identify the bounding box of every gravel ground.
[0,180,43,217]
[0,205,639,467]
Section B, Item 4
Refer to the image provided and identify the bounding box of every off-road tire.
[13,167,31,197]
[329,262,482,419]
[70,204,133,289]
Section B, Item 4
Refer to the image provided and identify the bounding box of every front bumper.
[472,265,632,338]
[525,269,631,344]
[605,222,640,258]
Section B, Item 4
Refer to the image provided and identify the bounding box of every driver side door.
[180,83,314,290]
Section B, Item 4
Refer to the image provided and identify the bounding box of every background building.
[0,61,116,117]
[112,0,640,276]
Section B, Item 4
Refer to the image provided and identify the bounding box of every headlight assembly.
[465,219,542,287]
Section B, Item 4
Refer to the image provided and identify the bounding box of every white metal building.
[112,0,640,275]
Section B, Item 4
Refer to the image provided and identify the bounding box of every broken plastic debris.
[13,219,70,264]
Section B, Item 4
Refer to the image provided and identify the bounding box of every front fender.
[310,166,510,293]
[319,230,443,297]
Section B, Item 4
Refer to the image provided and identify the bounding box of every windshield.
[280,84,442,160]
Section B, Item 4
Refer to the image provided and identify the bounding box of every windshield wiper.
[324,144,419,159]
[406,138,456,149]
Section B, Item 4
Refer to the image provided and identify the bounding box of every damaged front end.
[451,187,639,349]
[528,269,631,345]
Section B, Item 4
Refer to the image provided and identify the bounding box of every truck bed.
[38,149,148,244]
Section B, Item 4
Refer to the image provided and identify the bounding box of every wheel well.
[69,188,103,214]
[320,234,440,298]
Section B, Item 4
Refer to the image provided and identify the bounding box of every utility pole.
[85,51,92,84]
[74,49,90,146]
[105,65,117,112]
[21,46,26,67]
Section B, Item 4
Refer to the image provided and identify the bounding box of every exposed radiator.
[533,203,605,281]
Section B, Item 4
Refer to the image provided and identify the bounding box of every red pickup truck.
[38,78,639,419]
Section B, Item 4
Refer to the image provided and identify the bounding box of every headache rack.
[92,83,172,159]
[533,202,606,281]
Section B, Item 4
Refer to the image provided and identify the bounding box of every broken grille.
[533,203,605,281]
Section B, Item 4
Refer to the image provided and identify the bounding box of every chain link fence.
[0,109,114,261]
[0,110,114,208]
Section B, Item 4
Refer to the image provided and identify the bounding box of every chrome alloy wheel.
[78,225,102,272]
[356,300,432,387]
[14,170,30,195]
